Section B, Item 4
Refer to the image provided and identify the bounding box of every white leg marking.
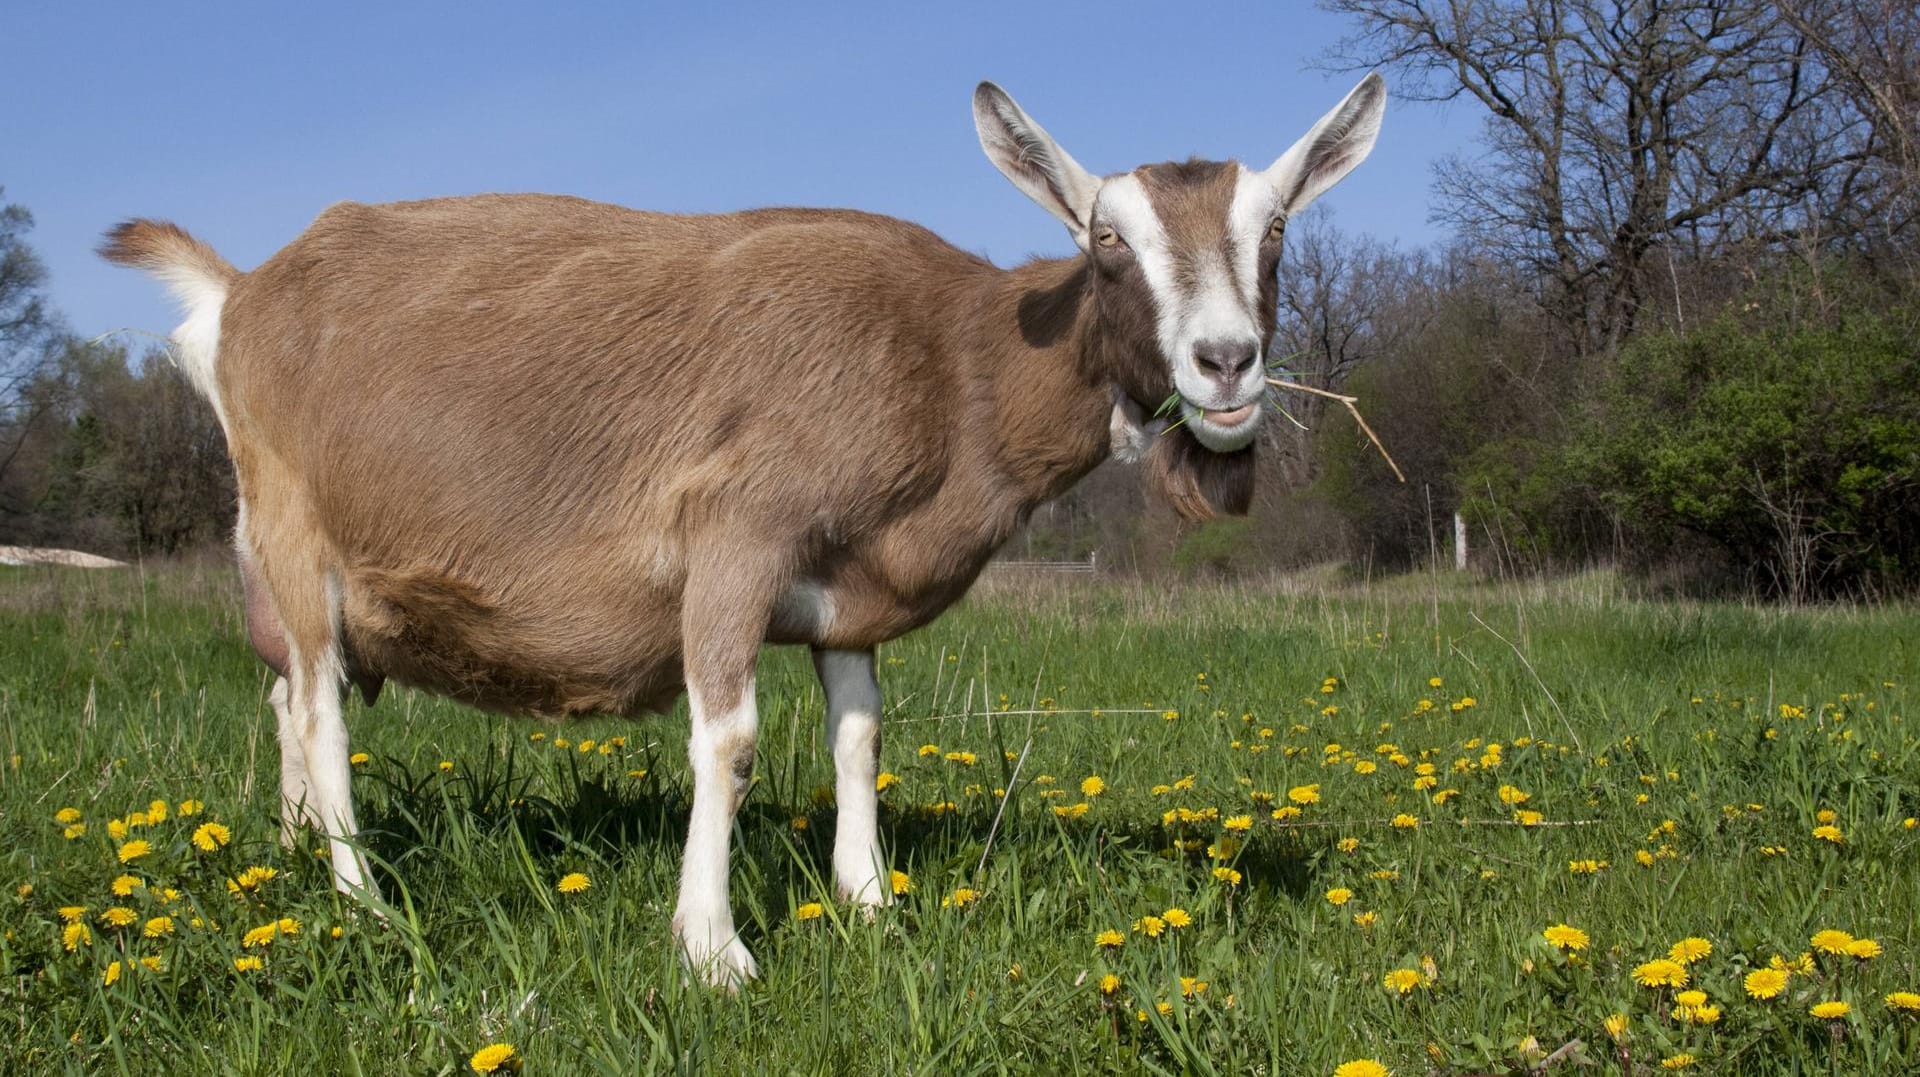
[815,649,886,906]
[289,643,376,898]
[675,681,760,987]
[269,676,316,845]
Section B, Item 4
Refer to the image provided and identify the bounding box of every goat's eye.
[1266,217,1285,243]
[1095,226,1125,249]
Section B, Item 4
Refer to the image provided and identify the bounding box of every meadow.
[1,560,1916,1075]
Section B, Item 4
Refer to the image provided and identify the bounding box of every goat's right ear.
[974,82,1101,249]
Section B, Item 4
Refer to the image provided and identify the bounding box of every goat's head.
[974,75,1386,489]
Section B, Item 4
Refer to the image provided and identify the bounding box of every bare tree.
[1777,0,1920,266]
[1322,0,1875,352]
[0,190,63,486]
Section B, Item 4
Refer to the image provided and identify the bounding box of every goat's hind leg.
[242,538,376,898]
[240,550,319,846]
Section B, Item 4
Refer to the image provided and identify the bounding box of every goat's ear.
[974,82,1101,249]
[1263,73,1386,216]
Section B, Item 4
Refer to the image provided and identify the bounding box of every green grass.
[2,561,1917,1075]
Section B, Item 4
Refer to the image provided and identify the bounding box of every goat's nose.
[1192,339,1259,389]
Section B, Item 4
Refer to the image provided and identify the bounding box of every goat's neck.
[964,256,1120,505]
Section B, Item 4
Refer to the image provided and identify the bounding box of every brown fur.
[101,188,1258,719]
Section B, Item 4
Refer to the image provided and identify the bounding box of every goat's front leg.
[673,563,781,988]
[813,647,888,907]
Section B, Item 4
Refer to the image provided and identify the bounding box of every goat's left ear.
[974,82,1101,249]
[1263,73,1386,216]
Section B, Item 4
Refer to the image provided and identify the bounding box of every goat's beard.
[1145,423,1255,522]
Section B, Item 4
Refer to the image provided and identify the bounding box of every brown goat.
[102,75,1385,985]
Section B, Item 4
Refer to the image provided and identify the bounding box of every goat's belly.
[765,566,984,650]
[340,567,685,718]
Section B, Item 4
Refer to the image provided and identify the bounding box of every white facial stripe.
[1228,166,1278,312]
[1096,175,1182,361]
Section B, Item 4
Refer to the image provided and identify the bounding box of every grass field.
[1,561,1917,1075]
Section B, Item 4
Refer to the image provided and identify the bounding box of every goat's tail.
[98,219,240,407]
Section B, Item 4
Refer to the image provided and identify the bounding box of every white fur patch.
[677,683,761,985]
[153,267,231,437]
[771,580,835,640]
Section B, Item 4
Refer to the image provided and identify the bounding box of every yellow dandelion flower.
[917,744,940,757]
[1543,924,1589,951]
[1812,824,1844,844]
[242,923,279,948]
[890,870,911,896]
[1669,937,1712,964]
[1383,968,1422,994]
[1212,866,1242,885]
[115,840,151,864]
[1811,929,1855,954]
[1099,974,1121,995]
[99,907,136,928]
[233,956,263,973]
[1661,1055,1696,1071]
[103,960,123,986]
[1845,938,1882,959]
[795,902,824,921]
[1604,1013,1629,1041]
[178,799,202,816]
[1334,1060,1391,1077]
[109,875,145,897]
[62,922,92,951]
[1326,887,1354,906]
[1222,814,1252,832]
[62,823,86,840]
[1337,836,1360,852]
[1095,928,1125,949]
[1133,914,1166,938]
[1081,775,1105,797]
[1497,785,1530,805]
[1287,784,1321,805]
[942,887,979,909]
[1352,910,1379,927]
[437,760,454,773]
[349,752,370,766]
[107,818,128,841]
[53,807,81,825]
[1390,813,1419,829]
[1885,991,1920,1012]
[1162,907,1191,929]
[1810,1000,1850,1019]
[146,800,168,823]
[1632,959,1689,988]
[143,916,174,938]
[58,905,88,924]
[556,872,591,895]
[875,771,898,791]
[1744,968,1788,999]
[192,822,232,852]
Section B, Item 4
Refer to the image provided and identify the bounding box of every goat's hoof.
[684,936,758,990]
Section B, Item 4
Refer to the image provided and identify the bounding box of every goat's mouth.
[1203,403,1257,426]
[1181,398,1262,453]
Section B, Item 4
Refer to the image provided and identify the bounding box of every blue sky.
[5,2,1473,342]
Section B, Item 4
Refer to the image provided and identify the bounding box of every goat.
[101,75,1385,985]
